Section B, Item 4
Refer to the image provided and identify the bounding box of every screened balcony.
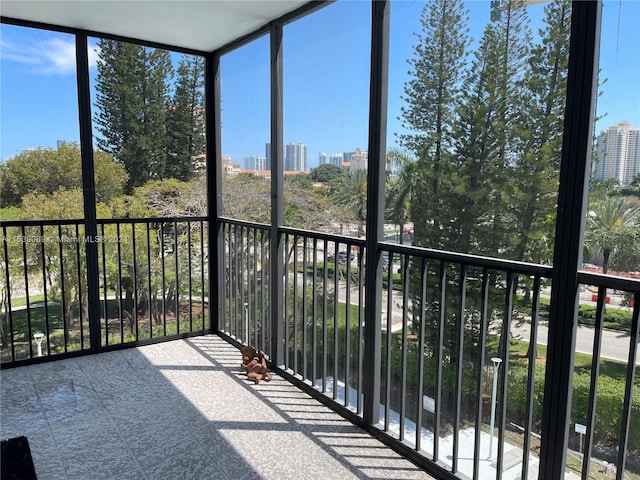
[2,2,640,480]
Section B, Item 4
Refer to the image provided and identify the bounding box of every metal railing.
[1,217,209,364]
[220,220,640,480]
[3,216,639,479]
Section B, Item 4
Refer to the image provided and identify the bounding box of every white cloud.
[1,36,99,76]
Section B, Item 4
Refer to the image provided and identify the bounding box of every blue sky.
[1,0,639,169]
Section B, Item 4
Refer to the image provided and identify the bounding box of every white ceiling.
[0,0,311,52]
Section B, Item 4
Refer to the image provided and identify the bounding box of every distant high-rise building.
[594,121,640,186]
[245,155,267,171]
[319,152,327,165]
[330,153,343,166]
[265,143,271,170]
[343,148,367,171]
[285,142,308,171]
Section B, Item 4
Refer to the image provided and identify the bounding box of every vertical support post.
[75,33,101,352]
[539,2,601,478]
[270,23,285,366]
[363,0,390,426]
[206,53,223,333]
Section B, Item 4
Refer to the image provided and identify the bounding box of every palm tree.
[385,149,417,244]
[584,197,639,274]
[332,169,368,237]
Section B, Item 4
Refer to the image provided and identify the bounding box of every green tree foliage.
[385,150,417,243]
[19,189,112,344]
[166,56,205,181]
[0,142,127,208]
[310,163,344,183]
[94,40,174,192]
[584,197,640,274]
[331,169,368,237]
[447,1,532,256]
[507,0,570,263]
[400,0,470,249]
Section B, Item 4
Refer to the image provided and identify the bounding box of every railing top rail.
[1,218,84,227]
[219,217,270,231]
[279,225,366,246]
[1,216,208,228]
[97,216,208,224]
[578,271,640,292]
[380,241,554,278]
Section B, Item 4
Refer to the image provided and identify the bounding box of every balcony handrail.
[380,241,554,278]
[578,270,640,291]
[1,216,208,227]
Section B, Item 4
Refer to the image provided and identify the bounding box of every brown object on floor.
[240,346,272,384]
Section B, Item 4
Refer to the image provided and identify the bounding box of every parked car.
[337,251,354,263]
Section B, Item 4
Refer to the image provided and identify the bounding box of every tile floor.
[1,335,436,480]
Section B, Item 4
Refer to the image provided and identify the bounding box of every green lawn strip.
[9,294,46,308]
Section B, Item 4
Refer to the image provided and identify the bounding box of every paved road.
[333,280,639,365]
[511,321,639,365]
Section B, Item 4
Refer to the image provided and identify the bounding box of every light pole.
[33,333,45,357]
[489,357,503,459]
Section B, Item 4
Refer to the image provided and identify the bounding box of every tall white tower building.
[594,121,640,186]
[284,142,308,171]
[245,155,267,171]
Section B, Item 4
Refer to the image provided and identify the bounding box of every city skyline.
[1,1,639,171]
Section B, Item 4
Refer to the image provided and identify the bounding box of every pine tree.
[447,0,531,256]
[400,0,470,249]
[94,40,173,192]
[166,55,205,181]
[509,0,571,264]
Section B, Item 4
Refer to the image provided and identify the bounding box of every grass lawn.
[509,337,634,383]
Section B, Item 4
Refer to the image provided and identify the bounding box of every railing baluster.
[146,222,153,339]
[240,225,245,342]
[333,242,339,401]
[188,222,193,332]
[39,225,50,356]
[116,222,123,343]
[357,246,365,416]
[58,224,68,352]
[312,238,318,385]
[160,223,167,336]
[302,236,308,382]
[452,263,467,474]
[522,275,541,480]
[616,291,640,480]
[3,225,16,361]
[100,223,109,344]
[261,229,267,352]
[284,233,290,367]
[496,272,516,480]
[132,223,139,341]
[75,223,85,349]
[400,253,410,441]
[322,239,328,393]
[200,220,205,332]
[21,226,33,359]
[434,260,447,462]
[582,283,606,479]
[385,251,393,430]
[253,226,258,348]
[345,244,351,408]
[416,257,428,452]
[293,234,299,374]
[473,267,490,480]
[174,221,179,334]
